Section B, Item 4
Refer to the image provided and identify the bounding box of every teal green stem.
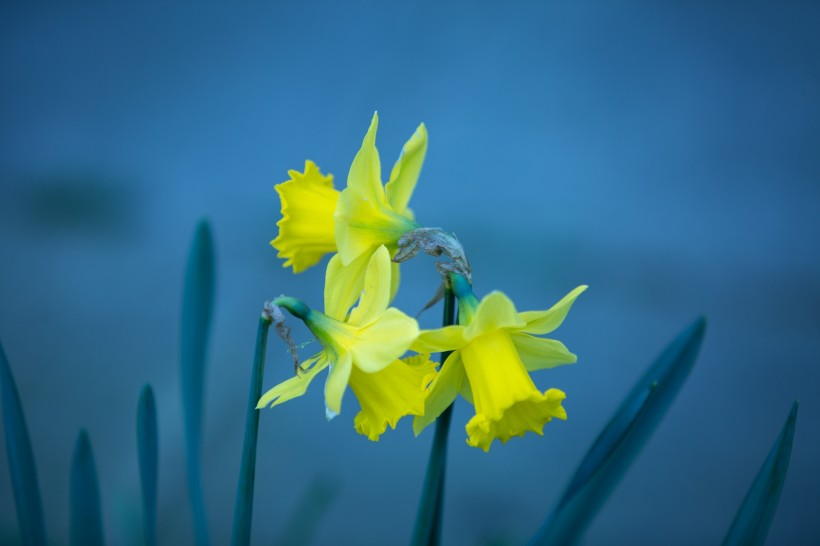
[410,288,456,546]
[272,296,310,321]
[231,315,273,546]
[448,273,478,324]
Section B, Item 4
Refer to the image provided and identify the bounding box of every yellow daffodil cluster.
[259,113,585,450]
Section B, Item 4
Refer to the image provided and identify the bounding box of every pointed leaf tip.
[180,220,216,546]
[722,401,799,546]
[181,218,216,442]
[194,218,213,246]
[137,384,158,546]
[70,429,104,546]
[529,317,706,546]
[1,338,48,545]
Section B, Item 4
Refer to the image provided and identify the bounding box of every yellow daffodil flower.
[270,113,427,275]
[334,112,425,267]
[257,246,434,440]
[412,274,587,451]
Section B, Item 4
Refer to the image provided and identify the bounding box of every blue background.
[1,3,819,545]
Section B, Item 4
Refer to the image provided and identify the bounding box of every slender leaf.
[137,385,158,546]
[277,477,340,546]
[410,288,456,546]
[70,429,104,546]
[180,219,215,546]
[722,400,798,546]
[0,337,47,545]
[231,315,272,546]
[529,317,707,546]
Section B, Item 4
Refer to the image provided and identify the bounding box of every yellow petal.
[334,187,417,266]
[324,351,352,420]
[349,308,419,373]
[347,245,392,327]
[461,331,533,422]
[413,351,465,436]
[411,325,467,354]
[323,252,369,322]
[464,291,526,341]
[385,123,427,215]
[460,377,474,405]
[256,355,328,409]
[461,330,566,451]
[346,112,385,205]
[510,333,577,371]
[349,354,437,441]
[333,115,421,266]
[271,161,339,273]
[518,285,588,335]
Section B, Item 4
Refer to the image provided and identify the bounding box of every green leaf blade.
[230,315,272,546]
[137,385,158,546]
[722,401,798,546]
[0,338,48,546]
[529,317,707,546]
[70,429,104,546]
[180,219,215,546]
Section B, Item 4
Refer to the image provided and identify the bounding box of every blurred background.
[1,3,819,545]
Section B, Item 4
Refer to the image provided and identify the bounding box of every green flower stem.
[410,287,456,546]
[272,296,310,320]
[231,314,273,546]
[448,273,478,324]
